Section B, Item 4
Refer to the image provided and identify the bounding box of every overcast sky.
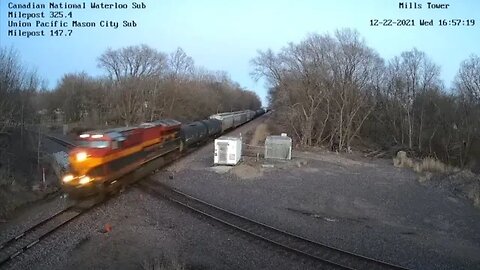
[1,0,479,105]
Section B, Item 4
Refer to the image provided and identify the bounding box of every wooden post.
[42,167,46,188]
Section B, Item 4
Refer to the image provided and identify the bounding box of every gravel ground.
[157,116,480,270]
[0,193,69,243]
[3,187,328,270]
[2,116,334,270]
[3,115,479,269]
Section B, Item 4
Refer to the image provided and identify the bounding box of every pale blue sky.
[1,0,479,105]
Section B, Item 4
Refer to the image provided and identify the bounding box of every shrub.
[418,157,447,173]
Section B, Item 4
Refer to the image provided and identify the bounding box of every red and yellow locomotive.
[61,119,182,197]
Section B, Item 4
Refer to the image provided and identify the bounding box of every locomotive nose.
[68,147,96,176]
[75,151,88,162]
[69,148,88,163]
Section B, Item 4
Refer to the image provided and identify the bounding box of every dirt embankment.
[0,129,59,219]
[430,171,480,208]
[393,150,480,208]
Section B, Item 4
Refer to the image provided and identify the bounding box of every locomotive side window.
[113,136,126,149]
[91,141,110,148]
[76,140,110,148]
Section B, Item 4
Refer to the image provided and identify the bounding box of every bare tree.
[51,73,106,125]
[0,47,40,132]
[385,48,441,150]
[34,45,260,129]
[0,47,42,189]
[168,47,194,81]
[97,45,169,125]
[455,54,480,103]
[252,29,383,150]
[326,29,384,151]
[453,54,480,166]
[97,44,168,81]
[251,49,284,88]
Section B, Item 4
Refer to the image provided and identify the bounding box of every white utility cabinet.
[214,136,242,165]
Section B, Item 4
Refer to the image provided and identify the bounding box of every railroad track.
[137,180,408,270]
[0,200,100,268]
[44,135,75,149]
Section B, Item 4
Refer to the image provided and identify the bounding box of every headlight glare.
[62,174,74,183]
[76,152,88,162]
[79,176,92,185]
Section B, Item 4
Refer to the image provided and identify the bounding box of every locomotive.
[61,109,265,197]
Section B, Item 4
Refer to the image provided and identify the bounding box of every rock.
[32,184,42,192]
[103,223,112,233]
[397,150,407,160]
[394,151,413,168]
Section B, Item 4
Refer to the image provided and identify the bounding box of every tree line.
[251,28,480,169]
[0,44,261,134]
[0,44,261,188]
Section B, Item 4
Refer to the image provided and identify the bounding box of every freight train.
[61,109,265,197]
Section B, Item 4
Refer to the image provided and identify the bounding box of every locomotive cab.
[61,121,183,198]
[62,132,117,194]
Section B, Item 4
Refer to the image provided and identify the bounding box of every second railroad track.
[137,179,408,270]
[0,200,100,268]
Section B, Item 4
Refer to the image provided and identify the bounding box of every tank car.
[180,119,222,147]
[201,119,222,136]
[255,108,265,117]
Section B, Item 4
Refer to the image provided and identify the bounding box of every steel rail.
[137,180,409,270]
[44,135,75,149]
[0,201,100,268]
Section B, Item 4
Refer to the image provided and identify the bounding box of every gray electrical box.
[265,134,292,160]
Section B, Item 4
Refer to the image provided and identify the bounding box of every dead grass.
[393,151,446,182]
[230,164,263,180]
[393,151,480,208]
[249,123,270,146]
[0,167,59,219]
[393,151,452,174]
[296,150,376,168]
[416,157,451,173]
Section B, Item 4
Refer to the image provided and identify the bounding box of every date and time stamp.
[370,2,476,27]
[370,19,475,27]
[2,1,477,38]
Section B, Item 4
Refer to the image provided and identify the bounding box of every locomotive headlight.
[76,152,88,162]
[79,176,92,185]
[62,174,74,183]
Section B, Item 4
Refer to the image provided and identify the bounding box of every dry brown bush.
[394,151,451,174]
[250,123,270,146]
[417,157,448,173]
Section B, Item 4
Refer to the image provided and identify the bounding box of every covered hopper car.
[210,110,254,132]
